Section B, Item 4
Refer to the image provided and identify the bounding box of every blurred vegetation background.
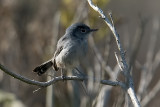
[0,0,160,107]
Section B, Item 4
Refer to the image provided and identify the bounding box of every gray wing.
[53,46,63,58]
[53,36,69,71]
[53,46,63,71]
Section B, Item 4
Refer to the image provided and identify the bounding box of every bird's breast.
[55,39,88,69]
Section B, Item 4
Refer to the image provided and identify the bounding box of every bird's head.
[66,23,98,39]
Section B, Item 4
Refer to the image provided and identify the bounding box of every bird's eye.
[80,28,86,33]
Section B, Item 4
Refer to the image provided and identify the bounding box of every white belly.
[55,48,79,69]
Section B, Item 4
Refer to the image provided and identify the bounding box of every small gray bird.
[33,23,98,78]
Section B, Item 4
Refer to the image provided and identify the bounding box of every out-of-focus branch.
[152,50,160,71]
[89,36,113,77]
[0,63,81,87]
[90,34,120,106]
[137,17,160,106]
[128,17,146,70]
[46,11,61,107]
[141,79,160,107]
[138,17,159,99]
[87,0,140,107]
[87,0,129,75]
[72,0,88,23]
[0,63,122,87]
[144,17,159,88]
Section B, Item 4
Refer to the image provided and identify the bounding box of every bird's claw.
[61,75,66,81]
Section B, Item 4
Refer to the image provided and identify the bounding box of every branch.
[87,0,140,107]
[138,17,159,99]
[89,35,113,77]
[128,16,146,70]
[87,0,128,72]
[0,63,121,87]
[141,79,160,107]
[0,63,81,87]
[114,52,123,71]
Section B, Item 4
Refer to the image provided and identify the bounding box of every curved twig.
[87,0,140,107]
[0,63,121,87]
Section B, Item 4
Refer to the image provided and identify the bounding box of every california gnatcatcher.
[33,23,98,78]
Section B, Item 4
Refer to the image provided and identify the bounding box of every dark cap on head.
[66,23,98,35]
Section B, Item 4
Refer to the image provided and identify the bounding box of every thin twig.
[114,52,123,71]
[90,36,113,77]
[128,16,146,70]
[0,63,121,87]
[87,0,128,73]
[108,12,115,28]
[141,79,160,107]
[138,17,159,99]
[87,0,140,107]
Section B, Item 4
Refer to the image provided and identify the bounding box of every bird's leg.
[74,67,88,95]
[61,69,66,81]
[74,67,85,77]
[75,67,81,73]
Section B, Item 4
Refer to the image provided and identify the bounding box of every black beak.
[90,29,98,32]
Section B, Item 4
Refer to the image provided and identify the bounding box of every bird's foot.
[61,75,66,81]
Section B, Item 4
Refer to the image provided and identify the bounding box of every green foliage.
[60,0,76,27]
[93,0,110,7]
[0,90,25,107]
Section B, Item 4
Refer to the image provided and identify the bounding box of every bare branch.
[0,63,121,87]
[87,0,128,73]
[87,0,140,106]
[128,16,146,70]
[141,79,160,107]
[0,63,82,87]
[89,36,113,77]
[138,17,159,99]
[152,50,160,71]
[46,11,61,107]
[114,52,123,71]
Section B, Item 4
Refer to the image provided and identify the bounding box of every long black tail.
[33,60,53,76]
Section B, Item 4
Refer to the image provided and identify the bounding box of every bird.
[33,23,98,78]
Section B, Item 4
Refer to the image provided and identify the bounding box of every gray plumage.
[33,23,97,76]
